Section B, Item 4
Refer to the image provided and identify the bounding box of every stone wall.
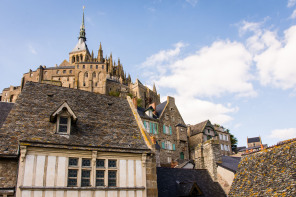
[157,96,189,165]
[146,154,158,197]
[0,158,18,188]
[229,140,296,196]
[194,140,222,182]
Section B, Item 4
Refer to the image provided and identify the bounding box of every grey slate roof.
[248,137,261,143]
[157,167,226,197]
[0,102,14,129]
[189,120,210,136]
[218,156,241,173]
[71,38,89,53]
[156,101,167,117]
[0,82,149,155]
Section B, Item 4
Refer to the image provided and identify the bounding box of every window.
[96,65,98,69]
[85,72,88,78]
[58,117,68,133]
[221,144,224,150]
[95,159,117,187]
[143,121,158,134]
[167,157,172,163]
[163,125,172,135]
[162,141,175,150]
[69,70,72,74]
[95,82,98,87]
[57,70,60,74]
[93,72,96,78]
[90,65,93,69]
[63,70,66,74]
[102,65,104,69]
[77,65,79,69]
[68,158,78,186]
[83,65,85,69]
[180,152,184,160]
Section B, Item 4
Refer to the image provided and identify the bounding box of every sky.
[1,0,296,147]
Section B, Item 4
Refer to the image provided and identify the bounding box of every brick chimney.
[132,97,137,109]
[149,102,156,115]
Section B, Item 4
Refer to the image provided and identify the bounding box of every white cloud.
[186,0,198,7]
[28,44,37,55]
[254,25,296,89]
[291,9,296,18]
[174,95,238,125]
[288,0,296,7]
[156,40,256,98]
[268,128,296,140]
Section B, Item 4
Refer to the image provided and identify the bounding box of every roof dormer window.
[50,102,77,135]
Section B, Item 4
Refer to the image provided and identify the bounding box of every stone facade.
[229,139,296,196]
[1,12,160,109]
[1,85,21,103]
[194,140,222,181]
[215,126,232,156]
[0,158,18,189]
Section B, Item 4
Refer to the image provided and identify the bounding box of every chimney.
[149,102,156,115]
[132,97,137,109]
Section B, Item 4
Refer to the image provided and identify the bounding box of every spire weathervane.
[79,6,86,41]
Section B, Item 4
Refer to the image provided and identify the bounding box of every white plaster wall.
[67,191,78,197]
[46,156,56,186]
[45,191,54,197]
[217,166,235,186]
[56,191,64,197]
[22,191,31,197]
[119,191,126,197]
[108,191,117,197]
[81,191,92,197]
[128,191,135,197]
[95,191,106,197]
[135,160,142,186]
[57,157,66,186]
[23,155,35,186]
[35,155,45,186]
[128,160,134,187]
[136,190,143,197]
[119,160,127,187]
[34,191,42,197]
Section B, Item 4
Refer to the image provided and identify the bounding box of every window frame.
[57,114,71,134]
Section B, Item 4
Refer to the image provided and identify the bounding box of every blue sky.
[1,0,296,147]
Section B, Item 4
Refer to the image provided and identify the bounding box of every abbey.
[0,9,160,109]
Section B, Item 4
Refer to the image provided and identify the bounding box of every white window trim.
[57,114,71,134]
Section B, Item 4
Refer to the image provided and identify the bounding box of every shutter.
[163,125,166,134]
[156,124,159,134]
[173,144,176,151]
[169,126,172,135]
[153,123,156,134]
[150,122,152,133]
[162,142,165,149]
[143,121,146,129]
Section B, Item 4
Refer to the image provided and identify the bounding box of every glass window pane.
[108,170,116,178]
[68,169,77,177]
[68,178,77,187]
[82,170,90,178]
[96,170,104,178]
[108,160,116,168]
[96,179,104,186]
[96,159,105,168]
[59,125,67,133]
[69,158,78,166]
[82,159,91,167]
[60,117,68,124]
[81,178,90,187]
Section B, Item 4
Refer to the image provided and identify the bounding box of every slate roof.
[217,156,241,173]
[71,37,89,53]
[0,102,14,129]
[59,59,72,67]
[0,82,149,155]
[248,137,261,143]
[137,106,158,120]
[189,120,209,136]
[156,101,167,117]
[157,167,226,197]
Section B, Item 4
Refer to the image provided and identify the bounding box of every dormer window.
[58,116,70,133]
[50,102,77,135]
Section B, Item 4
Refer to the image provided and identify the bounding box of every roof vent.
[47,93,54,97]
[107,102,113,106]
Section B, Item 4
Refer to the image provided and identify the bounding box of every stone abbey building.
[0,9,159,109]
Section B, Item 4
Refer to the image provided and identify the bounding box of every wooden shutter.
[173,144,176,150]
[163,125,166,134]
[156,124,158,134]
[169,126,172,135]
[162,142,165,149]
[150,122,152,133]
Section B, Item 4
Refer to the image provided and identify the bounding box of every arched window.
[80,54,83,62]
[85,72,88,78]
[76,55,79,62]
[92,72,96,78]
[72,56,75,63]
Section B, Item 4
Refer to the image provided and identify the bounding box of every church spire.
[79,6,86,41]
